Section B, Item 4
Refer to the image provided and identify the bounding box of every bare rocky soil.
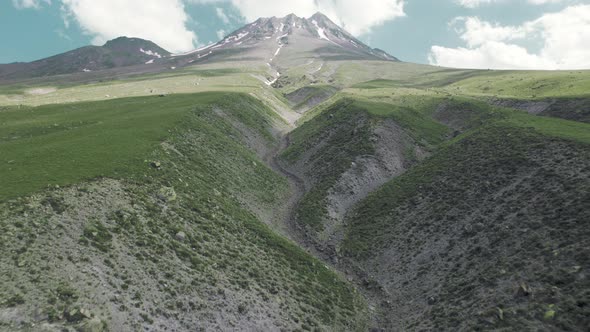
[272,96,590,331]
[488,97,590,123]
[284,86,338,113]
[272,107,435,329]
[343,126,590,331]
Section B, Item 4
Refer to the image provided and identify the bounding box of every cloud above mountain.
[455,0,568,8]
[16,0,404,53]
[12,0,51,9]
[188,0,406,35]
[429,4,590,69]
[59,0,197,53]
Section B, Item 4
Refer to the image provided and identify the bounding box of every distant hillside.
[0,37,170,80]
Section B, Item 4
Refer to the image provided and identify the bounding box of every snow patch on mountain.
[171,43,216,57]
[271,44,284,61]
[312,20,330,42]
[166,12,397,64]
[313,63,324,73]
[140,48,162,58]
[225,32,249,44]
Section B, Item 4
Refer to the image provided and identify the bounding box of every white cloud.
[216,29,226,40]
[455,0,496,8]
[215,7,230,24]
[456,0,568,8]
[429,4,590,69]
[527,0,566,4]
[188,0,405,35]
[453,17,530,47]
[59,0,197,53]
[429,43,555,70]
[12,0,50,9]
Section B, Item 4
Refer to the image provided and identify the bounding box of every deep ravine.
[265,129,394,330]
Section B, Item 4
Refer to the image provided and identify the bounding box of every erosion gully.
[262,116,393,330]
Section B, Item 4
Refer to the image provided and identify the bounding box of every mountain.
[172,12,398,67]
[0,37,170,80]
[0,13,396,81]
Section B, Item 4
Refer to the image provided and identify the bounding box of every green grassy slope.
[0,92,296,201]
[443,70,590,99]
[0,94,213,200]
[0,93,368,331]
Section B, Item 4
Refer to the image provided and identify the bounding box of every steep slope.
[279,82,590,330]
[343,123,590,331]
[0,37,170,80]
[0,93,368,331]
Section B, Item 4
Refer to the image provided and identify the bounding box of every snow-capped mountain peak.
[173,12,398,64]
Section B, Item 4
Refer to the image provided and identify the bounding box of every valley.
[0,12,589,332]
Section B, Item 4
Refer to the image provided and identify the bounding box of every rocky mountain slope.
[0,13,396,83]
[173,12,397,65]
[344,123,590,330]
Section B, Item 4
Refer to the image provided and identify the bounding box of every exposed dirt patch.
[267,135,308,241]
[284,86,338,113]
[25,87,57,95]
[488,97,590,123]
[324,120,427,248]
[433,101,489,133]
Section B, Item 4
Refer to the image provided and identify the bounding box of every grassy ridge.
[443,70,590,99]
[0,93,219,200]
[330,81,590,329]
[286,82,589,246]
[341,110,590,256]
[0,92,291,201]
[499,108,590,144]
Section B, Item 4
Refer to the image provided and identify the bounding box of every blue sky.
[1,0,589,69]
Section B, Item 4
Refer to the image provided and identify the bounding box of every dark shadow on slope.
[284,85,339,113]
